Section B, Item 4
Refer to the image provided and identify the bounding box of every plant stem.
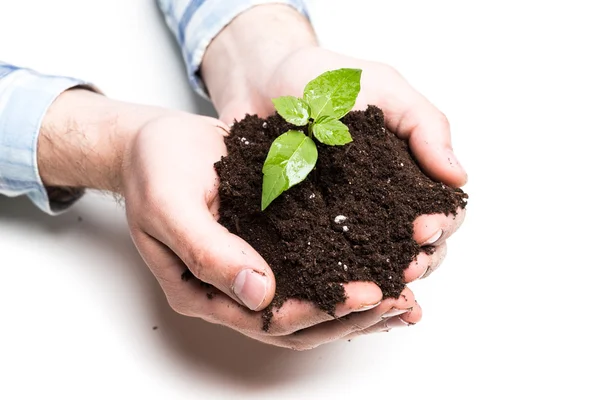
[308,120,314,138]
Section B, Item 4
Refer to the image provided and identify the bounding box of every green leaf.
[303,68,362,120]
[312,117,353,146]
[262,130,318,210]
[272,96,310,126]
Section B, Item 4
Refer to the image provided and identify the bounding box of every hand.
[122,114,421,350]
[39,90,420,349]
[261,47,468,282]
[218,47,467,281]
[199,8,469,347]
[202,5,467,330]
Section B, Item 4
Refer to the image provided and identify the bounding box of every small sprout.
[261,68,362,210]
[309,193,316,199]
[334,215,348,224]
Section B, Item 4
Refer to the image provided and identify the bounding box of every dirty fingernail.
[422,229,443,246]
[382,308,411,318]
[356,301,381,312]
[233,269,268,311]
[385,317,410,329]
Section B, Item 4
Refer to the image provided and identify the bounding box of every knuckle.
[187,248,213,281]
[374,62,399,77]
[398,288,416,307]
[437,112,451,131]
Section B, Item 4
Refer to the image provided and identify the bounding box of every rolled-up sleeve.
[157,0,309,99]
[0,62,95,214]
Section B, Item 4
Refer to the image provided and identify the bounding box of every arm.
[156,0,311,101]
[0,62,96,213]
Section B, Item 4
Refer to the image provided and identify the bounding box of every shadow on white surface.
[0,195,337,390]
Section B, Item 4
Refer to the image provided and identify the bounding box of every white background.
[1,0,599,398]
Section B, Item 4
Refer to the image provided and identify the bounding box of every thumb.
[160,208,276,311]
[383,93,468,188]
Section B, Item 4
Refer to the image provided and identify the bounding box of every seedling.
[261,68,362,210]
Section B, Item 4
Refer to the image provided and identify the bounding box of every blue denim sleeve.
[157,0,309,99]
[0,62,96,214]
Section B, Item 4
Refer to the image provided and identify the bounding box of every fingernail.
[356,301,381,312]
[384,317,410,329]
[233,269,268,311]
[422,229,443,246]
[421,266,435,279]
[382,308,411,318]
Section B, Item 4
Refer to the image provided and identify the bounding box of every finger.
[265,281,383,336]
[382,85,467,187]
[265,288,416,350]
[400,300,422,324]
[133,231,385,337]
[412,207,467,247]
[342,300,422,340]
[421,243,448,279]
[130,230,233,320]
[150,206,276,312]
[403,251,429,282]
[403,242,448,282]
[344,316,411,340]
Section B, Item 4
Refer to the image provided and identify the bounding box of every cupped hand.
[121,113,420,350]
[218,47,467,284]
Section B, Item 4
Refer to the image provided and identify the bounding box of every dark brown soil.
[202,106,466,330]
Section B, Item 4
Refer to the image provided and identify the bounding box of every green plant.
[261,68,362,210]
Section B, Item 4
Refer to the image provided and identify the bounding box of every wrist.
[38,89,171,193]
[201,4,317,113]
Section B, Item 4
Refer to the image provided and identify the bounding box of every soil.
[190,106,467,330]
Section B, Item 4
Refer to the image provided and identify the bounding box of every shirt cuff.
[161,0,309,99]
[0,68,97,215]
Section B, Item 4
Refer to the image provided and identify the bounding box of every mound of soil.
[198,106,466,330]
